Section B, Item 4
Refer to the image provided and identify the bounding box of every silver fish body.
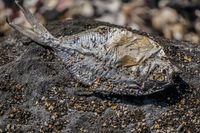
[7,0,181,96]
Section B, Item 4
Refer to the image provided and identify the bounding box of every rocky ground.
[0,19,200,133]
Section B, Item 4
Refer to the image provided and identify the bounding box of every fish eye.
[155,74,165,82]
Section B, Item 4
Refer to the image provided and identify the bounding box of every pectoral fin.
[115,55,137,67]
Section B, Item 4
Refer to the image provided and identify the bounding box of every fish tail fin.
[7,0,56,46]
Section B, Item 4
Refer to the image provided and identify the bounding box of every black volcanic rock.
[0,19,200,132]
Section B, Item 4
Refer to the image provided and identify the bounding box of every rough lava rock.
[0,19,200,132]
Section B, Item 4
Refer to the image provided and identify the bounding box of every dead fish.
[7,0,181,96]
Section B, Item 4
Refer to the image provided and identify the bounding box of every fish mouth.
[170,70,182,83]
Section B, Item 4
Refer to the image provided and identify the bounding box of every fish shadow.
[78,76,191,107]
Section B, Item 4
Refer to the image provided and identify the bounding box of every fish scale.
[7,0,182,96]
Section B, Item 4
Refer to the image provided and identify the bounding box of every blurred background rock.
[1,0,200,44]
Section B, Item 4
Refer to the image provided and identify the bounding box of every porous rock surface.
[0,19,200,132]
